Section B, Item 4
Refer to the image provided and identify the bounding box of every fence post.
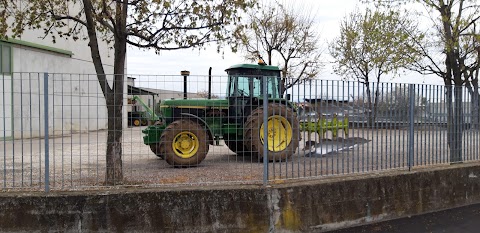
[408,84,415,170]
[44,72,50,192]
[262,76,269,185]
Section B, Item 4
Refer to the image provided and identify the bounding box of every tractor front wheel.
[160,119,209,167]
[244,103,300,161]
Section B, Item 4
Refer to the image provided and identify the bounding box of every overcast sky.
[126,0,444,89]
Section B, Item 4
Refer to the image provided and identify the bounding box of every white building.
[1,15,126,139]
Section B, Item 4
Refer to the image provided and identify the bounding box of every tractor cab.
[226,63,282,98]
[225,63,282,123]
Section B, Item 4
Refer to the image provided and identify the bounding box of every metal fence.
[1,72,479,191]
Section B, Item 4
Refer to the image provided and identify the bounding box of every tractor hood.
[159,98,229,109]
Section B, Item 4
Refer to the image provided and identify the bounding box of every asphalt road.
[329,203,480,233]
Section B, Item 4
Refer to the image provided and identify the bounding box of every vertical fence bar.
[20,74,24,186]
[51,74,55,188]
[314,79,318,176]
[337,80,341,174]
[61,74,65,188]
[2,73,5,189]
[472,84,480,160]
[389,83,393,169]
[420,85,424,166]
[262,75,269,185]
[408,84,415,170]
[29,73,33,185]
[37,74,42,188]
[11,75,15,187]
[362,82,366,172]
[44,72,50,192]
[436,85,439,163]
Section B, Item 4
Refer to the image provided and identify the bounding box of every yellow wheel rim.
[133,119,141,126]
[260,115,293,152]
[172,131,199,159]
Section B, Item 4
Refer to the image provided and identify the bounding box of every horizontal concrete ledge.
[1,163,480,232]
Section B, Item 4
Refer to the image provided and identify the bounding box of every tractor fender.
[257,99,297,113]
[180,113,214,145]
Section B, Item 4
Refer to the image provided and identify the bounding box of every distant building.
[1,11,123,139]
[127,81,201,114]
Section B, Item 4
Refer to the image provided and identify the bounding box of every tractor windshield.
[228,76,280,98]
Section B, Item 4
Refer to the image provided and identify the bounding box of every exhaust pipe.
[208,67,212,99]
[180,70,190,99]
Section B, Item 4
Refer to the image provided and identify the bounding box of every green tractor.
[142,63,300,167]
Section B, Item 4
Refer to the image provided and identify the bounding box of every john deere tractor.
[142,62,300,167]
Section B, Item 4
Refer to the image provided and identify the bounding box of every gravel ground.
[1,126,479,191]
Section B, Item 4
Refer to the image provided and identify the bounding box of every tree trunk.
[105,54,126,185]
[105,59,126,185]
[472,72,480,129]
[372,83,380,127]
[267,50,272,65]
[365,84,374,127]
[474,89,480,130]
[105,96,124,184]
[445,85,454,160]
[465,80,479,129]
[280,60,288,95]
[104,0,128,185]
[474,50,480,129]
[450,85,464,163]
[81,0,124,184]
[438,2,464,163]
[445,83,464,163]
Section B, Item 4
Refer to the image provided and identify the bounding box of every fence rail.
[1,72,479,191]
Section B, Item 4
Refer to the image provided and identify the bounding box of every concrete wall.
[1,163,480,232]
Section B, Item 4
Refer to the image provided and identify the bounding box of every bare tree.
[329,7,424,125]
[197,90,219,99]
[234,1,322,93]
[371,0,480,162]
[277,4,323,93]
[1,0,254,184]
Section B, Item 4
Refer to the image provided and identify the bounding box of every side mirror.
[286,94,291,101]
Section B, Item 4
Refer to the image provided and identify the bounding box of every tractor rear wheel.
[244,103,299,161]
[160,119,209,167]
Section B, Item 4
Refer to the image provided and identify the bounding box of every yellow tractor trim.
[260,115,293,152]
[172,131,199,159]
[133,119,141,127]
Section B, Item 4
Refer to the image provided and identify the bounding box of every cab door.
[227,76,254,124]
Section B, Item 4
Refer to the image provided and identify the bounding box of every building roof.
[127,85,159,96]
